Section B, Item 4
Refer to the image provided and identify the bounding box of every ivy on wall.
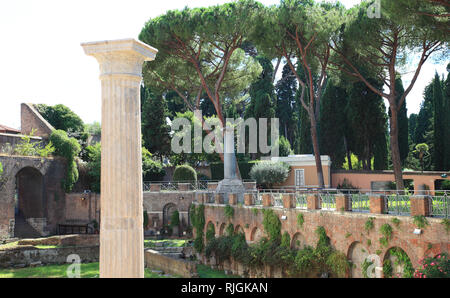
[204,207,351,278]
[190,204,205,253]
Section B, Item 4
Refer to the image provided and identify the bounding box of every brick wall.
[201,203,450,277]
[20,103,54,138]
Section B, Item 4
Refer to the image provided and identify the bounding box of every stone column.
[81,39,158,278]
[224,126,236,180]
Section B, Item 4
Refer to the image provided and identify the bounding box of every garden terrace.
[195,190,450,277]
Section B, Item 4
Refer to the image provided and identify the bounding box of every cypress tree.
[276,63,298,146]
[245,56,276,157]
[141,85,171,159]
[319,80,347,169]
[443,64,450,170]
[432,72,445,170]
[415,83,434,146]
[347,79,387,170]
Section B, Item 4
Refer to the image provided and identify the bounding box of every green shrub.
[364,217,375,234]
[50,130,81,192]
[173,164,197,181]
[413,215,429,229]
[0,162,3,177]
[225,223,234,237]
[13,129,55,157]
[391,218,401,228]
[273,136,293,157]
[326,251,351,278]
[262,209,281,241]
[379,224,393,247]
[206,223,215,243]
[281,232,291,248]
[142,148,165,181]
[224,205,234,220]
[249,161,290,188]
[440,180,450,190]
[190,204,205,253]
[85,143,101,192]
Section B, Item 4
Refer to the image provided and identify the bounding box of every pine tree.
[390,77,409,165]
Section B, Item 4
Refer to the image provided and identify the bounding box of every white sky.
[0,0,447,129]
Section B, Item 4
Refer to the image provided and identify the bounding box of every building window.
[295,169,305,187]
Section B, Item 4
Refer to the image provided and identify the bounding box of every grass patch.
[196,264,240,278]
[0,262,179,278]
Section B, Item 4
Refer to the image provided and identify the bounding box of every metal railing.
[430,193,449,218]
[191,186,449,218]
[349,193,370,213]
[143,179,256,192]
[319,191,336,211]
[385,193,411,216]
[295,193,307,209]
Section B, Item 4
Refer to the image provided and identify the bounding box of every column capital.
[81,38,158,78]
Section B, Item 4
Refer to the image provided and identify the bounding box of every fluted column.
[81,39,157,278]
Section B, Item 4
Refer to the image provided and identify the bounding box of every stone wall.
[144,248,197,278]
[143,191,195,234]
[20,103,54,138]
[0,133,42,150]
[200,203,450,277]
[0,155,66,239]
[64,193,100,225]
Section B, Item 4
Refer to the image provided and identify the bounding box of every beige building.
[271,154,332,188]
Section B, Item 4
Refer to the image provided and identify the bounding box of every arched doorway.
[347,241,369,278]
[14,167,44,238]
[383,247,414,278]
[291,232,306,250]
[162,203,177,227]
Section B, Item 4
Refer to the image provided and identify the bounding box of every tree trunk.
[310,117,325,188]
[389,104,405,190]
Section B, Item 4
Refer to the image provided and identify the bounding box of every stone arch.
[15,166,44,219]
[383,247,414,278]
[250,227,262,242]
[347,241,369,278]
[291,232,306,250]
[218,223,226,236]
[206,221,216,239]
[162,202,177,227]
